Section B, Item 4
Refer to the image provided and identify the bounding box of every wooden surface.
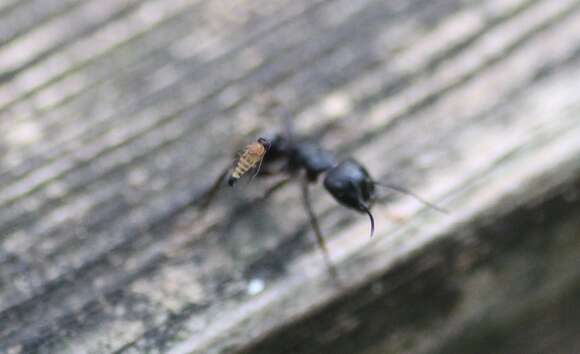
[1,0,580,353]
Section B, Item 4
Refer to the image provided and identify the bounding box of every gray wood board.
[0,0,580,353]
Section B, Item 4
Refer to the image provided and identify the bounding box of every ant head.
[261,134,291,162]
[257,137,271,150]
[323,159,376,237]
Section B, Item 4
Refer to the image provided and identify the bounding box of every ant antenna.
[360,205,375,238]
[375,183,448,214]
[256,91,296,142]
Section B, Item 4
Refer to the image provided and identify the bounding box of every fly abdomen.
[228,154,255,185]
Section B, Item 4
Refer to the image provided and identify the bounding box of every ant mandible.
[201,99,446,281]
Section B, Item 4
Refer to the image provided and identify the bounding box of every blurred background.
[1,0,580,353]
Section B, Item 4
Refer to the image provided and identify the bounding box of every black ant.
[201,102,446,281]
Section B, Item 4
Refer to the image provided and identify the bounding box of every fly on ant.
[201,97,446,281]
[228,137,270,186]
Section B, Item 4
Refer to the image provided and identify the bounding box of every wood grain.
[0,0,579,353]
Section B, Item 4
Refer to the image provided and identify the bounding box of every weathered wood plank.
[0,0,579,353]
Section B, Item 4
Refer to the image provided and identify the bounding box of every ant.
[201,100,446,282]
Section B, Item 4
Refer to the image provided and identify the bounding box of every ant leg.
[227,177,292,225]
[261,177,291,201]
[374,183,448,214]
[299,177,340,283]
[245,177,292,206]
[199,166,230,209]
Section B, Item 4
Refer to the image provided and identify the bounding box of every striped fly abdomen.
[228,137,270,186]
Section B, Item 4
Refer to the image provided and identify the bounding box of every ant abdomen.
[324,159,376,237]
[324,159,376,210]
